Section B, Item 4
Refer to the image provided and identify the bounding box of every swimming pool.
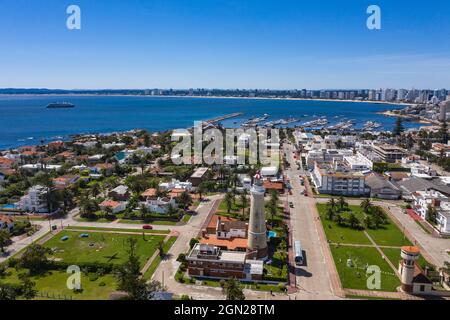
[1,204,17,210]
[267,230,277,239]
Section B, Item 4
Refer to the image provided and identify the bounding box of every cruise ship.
[46,102,75,109]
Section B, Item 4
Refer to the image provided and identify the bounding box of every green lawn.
[317,204,372,245]
[317,204,412,247]
[330,245,401,292]
[365,221,412,247]
[118,219,178,226]
[43,231,165,267]
[65,226,170,234]
[1,268,117,300]
[381,247,434,270]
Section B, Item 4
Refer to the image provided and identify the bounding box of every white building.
[412,190,448,220]
[159,179,193,191]
[306,149,353,170]
[343,153,373,171]
[260,166,279,179]
[99,200,127,214]
[435,202,450,235]
[18,185,49,213]
[312,161,368,196]
[141,197,178,214]
[324,135,357,148]
[102,142,126,149]
[20,164,62,172]
[216,217,248,239]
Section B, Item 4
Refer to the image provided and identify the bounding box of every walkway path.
[140,234,171,276]
[364,231,400,277]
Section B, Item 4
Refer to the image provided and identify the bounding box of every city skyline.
[1,0,450,89]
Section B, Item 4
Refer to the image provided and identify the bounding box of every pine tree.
[438,120,448,143]
[393,117,404,136]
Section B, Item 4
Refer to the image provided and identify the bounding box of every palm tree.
[224,192,234,214]
[240,192,248,219]
[348,213,359,230]
[267,201,278,225]
[178,191,192,209]
[197,183,207,201]
[140,203,148,220]
[338,196,348,211]
[0,230,12,253]
[269,190,279,206]
[327,198,337,211]
[360,199,372,214]
[326,207,335,221]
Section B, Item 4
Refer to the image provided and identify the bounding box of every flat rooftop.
[191,167,209,178]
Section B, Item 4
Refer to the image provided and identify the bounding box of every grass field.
[65,226,170,234]
[1,268,117,300]
[317,204,411,246]
[330,245,401,292]
[118,219,178,226]
[365,223,412,247]
[316,203,418,292]
[380,247,433,270]
[44,231,165,267]
[317,204,371,244]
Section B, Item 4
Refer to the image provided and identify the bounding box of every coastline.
[377,110,438,125]
[0,93,414,108]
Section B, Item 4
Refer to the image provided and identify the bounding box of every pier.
[204,112,243,124]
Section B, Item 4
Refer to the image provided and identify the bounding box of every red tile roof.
[200,235,248,251]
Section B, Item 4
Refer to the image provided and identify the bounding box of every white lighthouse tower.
[247,172,268,260]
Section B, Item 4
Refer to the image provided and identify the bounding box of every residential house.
[53,175,79,190]
[0,215,14,232]
[0,157,14,170]
[411,190,447,220]
[99,200,127,214]
[140,195,178,214]
[109,185,130,201]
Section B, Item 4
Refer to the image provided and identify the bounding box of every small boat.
[46,102,75,109]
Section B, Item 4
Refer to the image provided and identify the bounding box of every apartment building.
[372,144,407,163]
[306,149,353,170]
[18,185,49,213]
[312,161,369,196]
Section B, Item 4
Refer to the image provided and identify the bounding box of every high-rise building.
[247,172,268,259]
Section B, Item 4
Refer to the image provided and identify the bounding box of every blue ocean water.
[0,95,419,150]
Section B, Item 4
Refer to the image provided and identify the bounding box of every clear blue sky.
[1,0,449,89]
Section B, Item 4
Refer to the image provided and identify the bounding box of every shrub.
[88,273,99,282]
[98,282,106,287]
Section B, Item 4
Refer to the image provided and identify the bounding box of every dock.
[204,112,243,124]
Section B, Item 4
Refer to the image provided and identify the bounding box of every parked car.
[142,225,153,230]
